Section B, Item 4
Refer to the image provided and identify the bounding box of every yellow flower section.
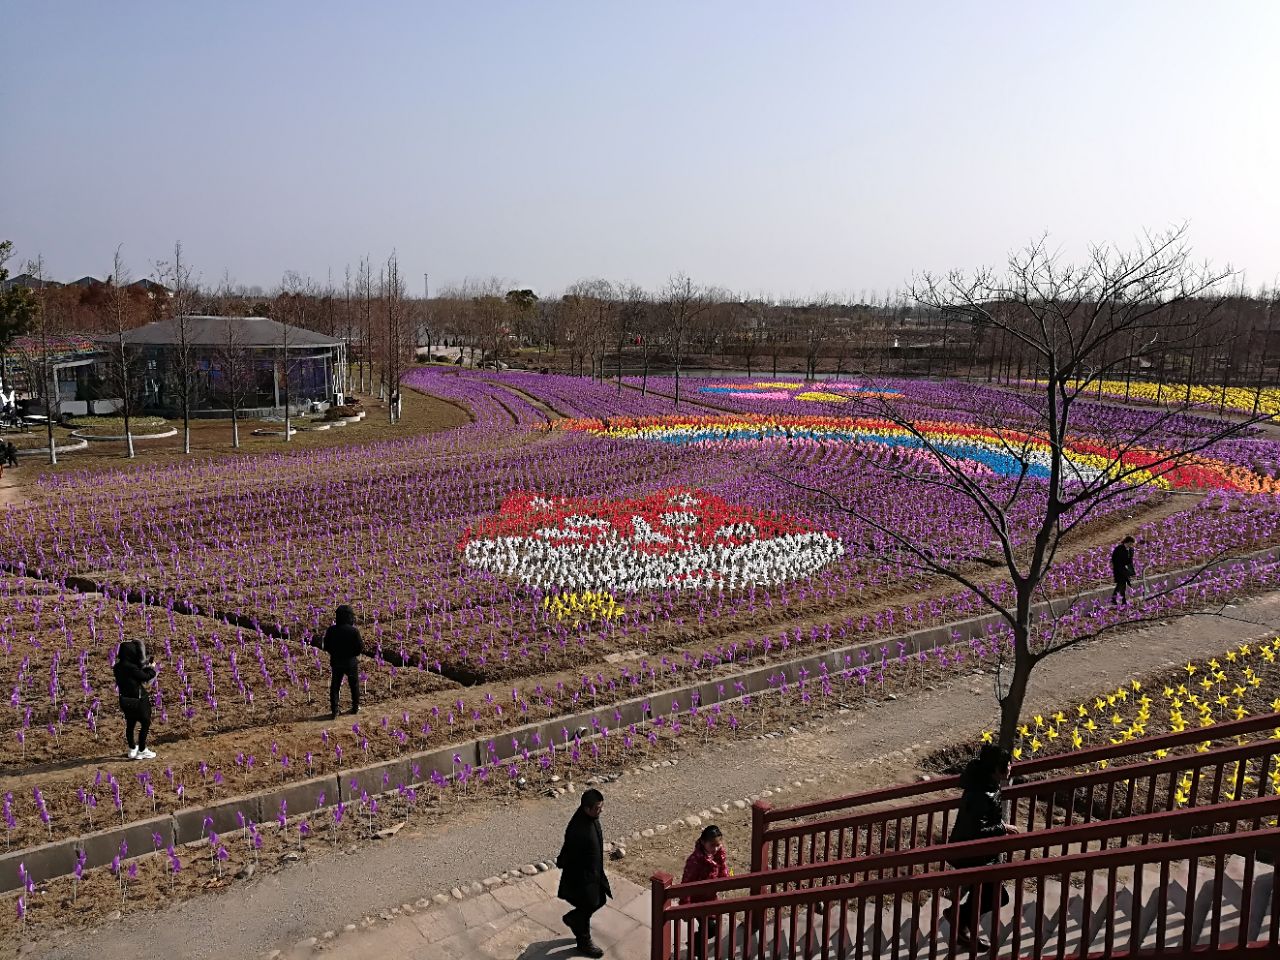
[981,637,1280,806]
[1031,379,1280,417]
[795,391,849,403]
[542,590,626,627]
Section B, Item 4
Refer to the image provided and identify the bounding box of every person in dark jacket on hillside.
[323,604,364,720]
[944,743,1019,950]
[113,640,157,760]
[557,788,611,958]
[1111,536,1137,604]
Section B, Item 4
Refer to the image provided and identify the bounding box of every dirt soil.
[10,590,1280,960]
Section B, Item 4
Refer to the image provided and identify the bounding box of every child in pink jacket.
[681,825,730,958]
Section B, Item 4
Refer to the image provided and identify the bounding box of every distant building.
[0,273,63,292]
[116,315,346,416]
[127,278,172,297]
[1,334,103,414]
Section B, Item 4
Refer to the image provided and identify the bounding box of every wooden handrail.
[758,710,1280,827]
[659,827,1280,920]
[668,792,1280,904]
[759,734,1280,843]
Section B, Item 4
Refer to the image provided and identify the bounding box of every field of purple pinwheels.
[3,368,1280,871]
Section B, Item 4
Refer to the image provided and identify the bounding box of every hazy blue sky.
[3,1,1277,297]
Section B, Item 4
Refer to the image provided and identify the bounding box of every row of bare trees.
[14,249,1280,420]
[426,274,1280,415]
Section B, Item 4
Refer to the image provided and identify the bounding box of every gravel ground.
[22,590,1280,960]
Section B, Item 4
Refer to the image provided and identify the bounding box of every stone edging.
[14,439,90,456]
[4,545,1278,894]
[69,428,177,442]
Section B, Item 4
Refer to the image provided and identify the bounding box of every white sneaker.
[136,748,156,760]
[127,746,138,760]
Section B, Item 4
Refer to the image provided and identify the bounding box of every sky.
[3,1,1278,298]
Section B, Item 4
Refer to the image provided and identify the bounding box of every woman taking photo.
[113,640,157,760]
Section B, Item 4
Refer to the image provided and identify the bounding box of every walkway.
[286,869,652,960]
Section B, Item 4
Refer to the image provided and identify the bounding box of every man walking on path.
[322,604,363,720]
[557,788,611,958]
[1111,536,1137,604]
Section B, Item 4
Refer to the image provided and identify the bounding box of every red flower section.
[459,487,827,557]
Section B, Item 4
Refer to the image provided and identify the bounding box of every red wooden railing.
[751,711,1280,875]
[740,793,1280,897]
[653,811,1280,959]
[755,736,1280,875]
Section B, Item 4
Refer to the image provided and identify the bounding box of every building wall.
[129,346,337,416]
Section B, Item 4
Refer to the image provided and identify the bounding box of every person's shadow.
[515,937,579,959]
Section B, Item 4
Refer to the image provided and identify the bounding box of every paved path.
[287,869,652,960]
[24,590,1280,960]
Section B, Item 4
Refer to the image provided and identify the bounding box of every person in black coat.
[323,604,364,720]
[557,788,611,958]
[1110,536,1137,604]
[113,640,157,760]
[945,744,1018,950]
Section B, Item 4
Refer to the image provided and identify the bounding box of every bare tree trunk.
[997,624,1034,749]
[28,256,57,465]
[283,342,291,442]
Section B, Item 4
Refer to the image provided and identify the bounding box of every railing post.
[651,871,673,960]
[751,799,771,874]
[749,800,772,956]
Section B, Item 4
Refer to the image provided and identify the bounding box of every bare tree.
[769,227,1260,750]
[660,273,714,408]
[420,273,437,364]
[562,279,615,382]
[22,255,61,464]
[381,252,410,424]
[766,308,791,378]
[153,241,198,453]
[470,283,510,372]
[614,283,647,394]
[273,271,312,442]
[505,289,539,363]
[559,284,594,378]
[99,248,142,458]
[734,299,767,377]
[357,258,374,393]
[213,276,253,448]
[341,266,356,396]
[797,300,829,381]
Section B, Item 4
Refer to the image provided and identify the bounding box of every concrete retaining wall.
[3,546,1276,893]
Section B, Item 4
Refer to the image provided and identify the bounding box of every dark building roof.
[119,316,341,349]
[127,278,171,295]
[68,276,104,288]
[0,273,63,291]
